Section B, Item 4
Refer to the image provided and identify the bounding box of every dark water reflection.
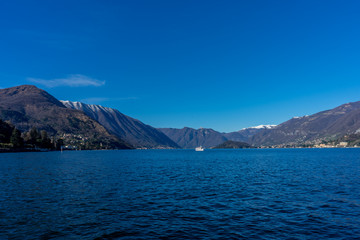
[1,149,360,239]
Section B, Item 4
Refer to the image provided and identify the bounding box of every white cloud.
[27,74,105,87]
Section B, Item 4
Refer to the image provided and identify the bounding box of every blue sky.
[1,0,360,132]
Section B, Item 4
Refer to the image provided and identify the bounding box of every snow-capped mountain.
[61,100,179,149]
[223,125,277,143]
[250,101,360,146]
[242,125,277,130]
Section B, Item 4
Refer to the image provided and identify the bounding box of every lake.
[0,149,360,239]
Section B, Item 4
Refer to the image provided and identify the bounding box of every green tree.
[28,127,40,145]
[40,130,52,148]
[10,128,24,148]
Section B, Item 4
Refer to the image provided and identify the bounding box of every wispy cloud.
[27,74,105,88]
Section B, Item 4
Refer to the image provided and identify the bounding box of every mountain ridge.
[223,125,277,142]
[61,100,179,149]
[158,127,228,149]
[158,125,276,148]
[250,101,360,146]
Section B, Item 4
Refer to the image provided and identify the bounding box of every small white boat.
[195,146,204,151]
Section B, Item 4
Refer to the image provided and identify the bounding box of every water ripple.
[0,149,360,239]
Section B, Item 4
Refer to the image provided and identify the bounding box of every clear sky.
[1,0,360,132]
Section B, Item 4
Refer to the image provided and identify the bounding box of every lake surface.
[0,149,360,239]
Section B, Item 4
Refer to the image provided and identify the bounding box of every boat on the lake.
[195,146,204,151]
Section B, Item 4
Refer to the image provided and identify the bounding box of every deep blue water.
[1,149,360,239]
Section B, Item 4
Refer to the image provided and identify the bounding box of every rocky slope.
[61,101,179,149]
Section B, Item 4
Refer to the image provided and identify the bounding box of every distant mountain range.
[250,102,360,146]
[158,127,228,148]
[159,101,360,148]
[1,84,360,149]
[158,125,275,148]
[61,101,178,149]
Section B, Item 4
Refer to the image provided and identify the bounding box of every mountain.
[158,127,227,148]
[158,125,276,149]
[61,101,179,149]
[250,101,360,146]
[213,140,253,149]
[0,85,132,149]
[224,125,277,142]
